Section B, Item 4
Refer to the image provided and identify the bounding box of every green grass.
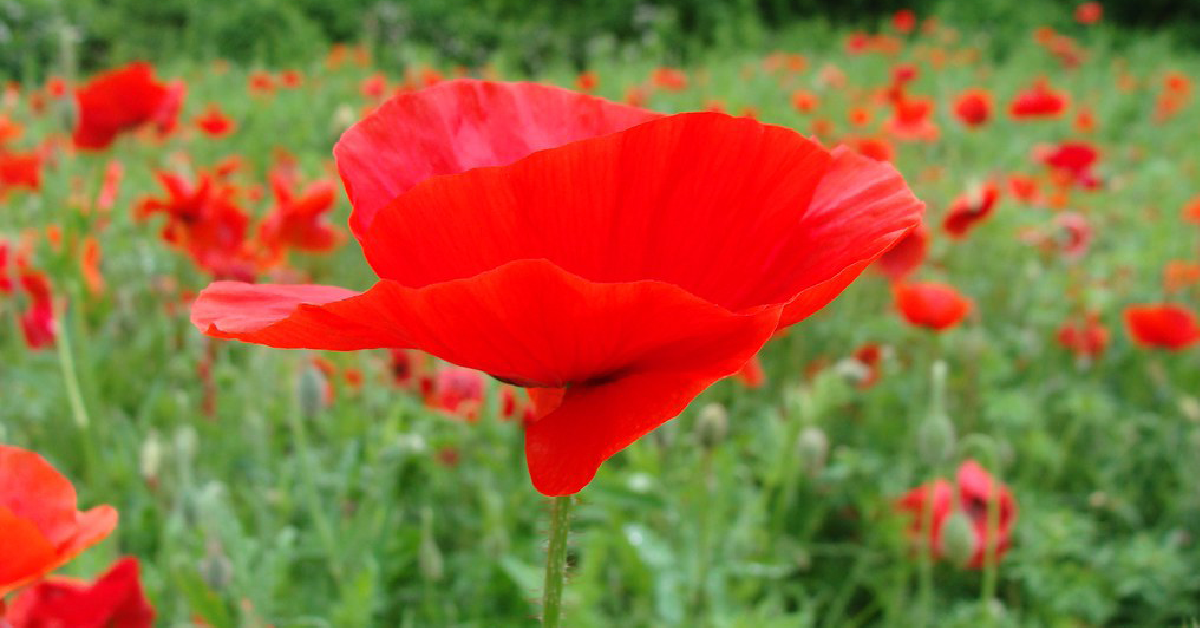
[4,16,1200,628]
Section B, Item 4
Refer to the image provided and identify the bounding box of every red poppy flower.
[875,223,928,281]
[0,114,22,145]
[1182,194,1200,224]
[952,88,991,127]
[575,71,598,92]
[195,104,235,138]
[1057,312,1108,358]
[650,68,688,91]
[0,152,42,195]
[1008,79,1069,119]
[894,282,972,331]
[1054,212,1092,260]
[943,181,1001,238]
[136,171,255,280]
[1039,141,1100,189]
[4,557,154,628]
[0,445,118,596]
[1073,108,1096,134]
[80,236,104,296]
[845,136,894,163]
[892,9,917,34]
[424,365,487,419]
[1124,304,1200,350]
[1075,1,1103,24]
[248,71,275,94]
[791,90,819,114]
[853,343,882,388]
[884,96,939,142]
[17,270,56,349]
[896,460,1017,569]
[1007,174,1041,204]
[257,166,342,262]
[191,80,923,495]
[279,69,304,89]
[72,62,184,150]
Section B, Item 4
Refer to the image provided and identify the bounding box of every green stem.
[55,305,90,429]
[542,494,573,628]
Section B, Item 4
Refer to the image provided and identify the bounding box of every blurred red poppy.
[1057,312,1108,358]
[4,557,154,628]
[734,355,766,388]
[853,343,882,388]
[892,9,917,34]
[650,68,688,91]
[791,89,820,114]
[192,80,923,495]
[875,222,928,281]
[195,104,235,138]
[17,270,56,349]
[894,282,972,331]
[257,165,342,262]
[1075,2,1103,24]
[1124,304,1200,350]
[424,365,487,420]
[575,71,598,92]
[1164,260,1200,293]
[952,88,991,127]
[884,96,939,142]
[1181,194,1200,224]
[73,62,184,150]
[1054,212,1092,260]
[0,152,42,195]
[0,445,118,596]
[136,170,255,280]
[897,460,1017,569]
[943,181,1001,238]
[1039,141,1100,189]
[1009,79,1069,119]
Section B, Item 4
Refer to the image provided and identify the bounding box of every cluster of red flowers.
[897,461,1018,569]
[0,444,153,627]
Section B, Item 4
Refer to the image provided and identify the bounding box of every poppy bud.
[140,430,163,486]
[201,539,234,590]
[297,363,325,418]
[940,510,976,568]
[175,425,197,465]
[797,425,828,478]
[696,403,728,449]
[419,507,445,583]
[917,414,956,464]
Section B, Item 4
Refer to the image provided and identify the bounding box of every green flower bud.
[696,403,728,449]
[940,510,977,569]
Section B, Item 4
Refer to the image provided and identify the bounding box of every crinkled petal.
[334,79,661,237]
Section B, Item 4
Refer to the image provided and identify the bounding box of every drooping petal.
[193,259,782,390]
[334,79,661,237]
[0,505,58,596]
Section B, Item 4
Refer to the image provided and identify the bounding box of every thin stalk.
[55,304,91,429]
[542,494,573,628]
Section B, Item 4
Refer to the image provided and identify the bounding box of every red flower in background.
[943,181,1001,238]
[4,557,154,628]
[0,445,118,596]
[1054,212,1092,260]
[1180,194,1200,224]
[894,282,972,331]
[136,170,255,280]
[734,355,766,388]
[73,62,185,150]
[1075,2,1103,24]
[953,88,992,127]
[791,89,820,114]
[575,71,598,92]
[191,80,924,495]
[875,222,928,281]
[195,104,235,138]
[1057,312,1108,358]
[1039,141,1100,189]
[1009,79,1069,119]
[1124,304,1200,350]
[650,68,688,91]
[257,164,342,263]
[424,366,487,420]
[897,461,1017,569]
[0,151,42,195]
[884,96,940,142]
[17,270,56,349]
[892,9,917,34]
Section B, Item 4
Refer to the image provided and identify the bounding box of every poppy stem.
[55,301,90,429]
[542,493,573,627]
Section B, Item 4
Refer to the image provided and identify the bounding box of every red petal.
[334,79,660,237]
[0,505,57,595]
[194,260,781,389]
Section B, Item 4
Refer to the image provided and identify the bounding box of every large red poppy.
[1124,304,1200,350]
[73,62,185,150]
[4,557,154,628]
[192,80,924,495]
[0,445,118,596]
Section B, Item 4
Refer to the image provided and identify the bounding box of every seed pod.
[696,403,728,449]
[797,425,828,478]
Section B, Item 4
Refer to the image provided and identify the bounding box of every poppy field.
[4,4,1200,627]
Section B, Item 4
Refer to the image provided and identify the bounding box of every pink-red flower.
[897,461,1017,569]
[191,80,923,495]
[943,181,1001,238]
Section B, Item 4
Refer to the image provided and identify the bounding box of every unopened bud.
[419,507,445,583]
[940,510,977,569]
[200,539,233,590]
[140,430,163,485]
[797,425,828,478]
[696,403,728,449]
[297,363,325,418]
[917,414,956,464]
